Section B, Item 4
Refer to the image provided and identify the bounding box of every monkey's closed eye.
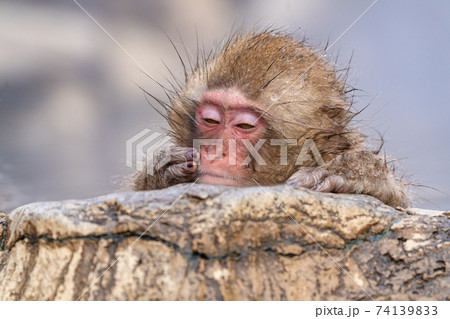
[236,123,255,130]
[204,118,220,125]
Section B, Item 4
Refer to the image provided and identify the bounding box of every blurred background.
[0,0,449,211]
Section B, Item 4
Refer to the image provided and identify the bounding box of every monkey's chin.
[199,172,242,187]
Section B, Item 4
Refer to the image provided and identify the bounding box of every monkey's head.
[161,31,362,186]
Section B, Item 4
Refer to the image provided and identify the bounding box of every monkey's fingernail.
[193,151,200,161]
[186,151,195,159]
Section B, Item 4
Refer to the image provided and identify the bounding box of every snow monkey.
[131,30,409,208]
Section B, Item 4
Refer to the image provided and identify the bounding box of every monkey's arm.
[131,147,198,191]
[286,151,409,208]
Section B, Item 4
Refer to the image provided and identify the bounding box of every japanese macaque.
[131,30,409,208]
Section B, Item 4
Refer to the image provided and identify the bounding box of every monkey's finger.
[182,161,198,174]
[165,161,198,182]
[313,175,350,193]
[168,147,199,164]
[187,148,200,162]
[285,168,327,188]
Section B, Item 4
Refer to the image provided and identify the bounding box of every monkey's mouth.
[198,171,241,186]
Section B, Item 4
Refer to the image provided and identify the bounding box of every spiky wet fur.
[156,31,362,181]
[137,29,409,207]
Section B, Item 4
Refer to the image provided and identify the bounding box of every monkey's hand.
[285,151,409,208]
[131,147,199,191]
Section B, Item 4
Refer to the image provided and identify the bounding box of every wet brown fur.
[132,30,409,208]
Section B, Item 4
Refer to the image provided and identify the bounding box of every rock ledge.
[0,184,448,300]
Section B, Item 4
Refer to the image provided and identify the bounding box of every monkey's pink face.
[195,89,266,186]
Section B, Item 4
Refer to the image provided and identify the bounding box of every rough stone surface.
[0,184,448,300]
